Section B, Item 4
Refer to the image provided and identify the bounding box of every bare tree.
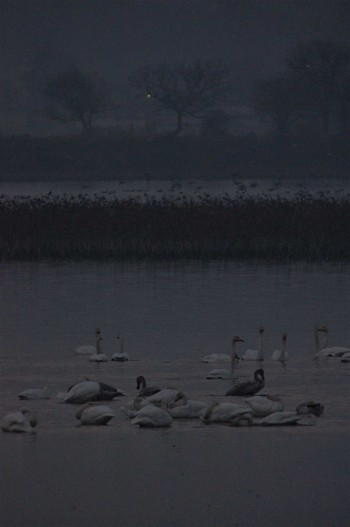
[45,68,111,132]
[251,74,299,137]
[286,40,350,134]
[130,61,230,135]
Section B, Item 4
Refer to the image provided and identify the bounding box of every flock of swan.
[1,325,347,433]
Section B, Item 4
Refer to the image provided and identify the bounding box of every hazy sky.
[1,0,349,130]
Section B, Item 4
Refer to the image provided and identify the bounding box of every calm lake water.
[0,261,349,526]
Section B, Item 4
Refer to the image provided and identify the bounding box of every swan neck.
[231,342,237,375]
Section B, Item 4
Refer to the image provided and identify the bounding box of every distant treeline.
[0,132,349,181]
[1,193,349,261]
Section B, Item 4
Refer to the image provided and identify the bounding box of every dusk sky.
[1,0,349,132]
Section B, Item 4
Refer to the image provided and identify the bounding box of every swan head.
[254,369,265,381]
[258,326,264,334]
[95,328,101,335]
[317,325,328,334]
[232,336,244,344]
[136,376,146,389]
[282,333,287,341]
[21,408,37,428]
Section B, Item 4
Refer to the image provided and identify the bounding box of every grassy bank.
[1,194,349,261]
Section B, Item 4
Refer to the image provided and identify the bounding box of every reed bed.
[0,193,349,261]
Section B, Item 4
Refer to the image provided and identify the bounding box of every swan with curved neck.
[225,368,265,396]
[136,376,161,397]
[271,333,288,362]
[314,326,350,358]
[242,326,264,361]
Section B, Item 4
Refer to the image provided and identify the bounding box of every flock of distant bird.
[1,325,348,433]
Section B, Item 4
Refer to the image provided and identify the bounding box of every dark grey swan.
[136,376,161,397]
[225,369,265,396]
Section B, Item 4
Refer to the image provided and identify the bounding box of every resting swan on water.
[18,386,50,400]
[62,380,123,404]
[225,368,265,396]
[200,401,252,423]
[241,326,264,361]
[1,409,37,433]
[76,402,115,425]
[206,336,244,379]
[314,325,350,358]
[131,403,173,428]
[168,393,207,418]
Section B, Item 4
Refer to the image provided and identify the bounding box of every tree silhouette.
[45,69,110,132]
[130,61,230,135]
[286,40,350,135]
[251,74,299,137]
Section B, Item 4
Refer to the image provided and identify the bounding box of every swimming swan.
[314,326,350,358]
[242,326,264,361]
[1,409,37,433]
[75,328,101,355]
[136,376,161,397]
[271,333,288,362]
[76,403,115,425]
[206,336,244,379]
[89,334,108,362]
[111,336,129,361]
[131,404,173,427]
[225,368,265,396]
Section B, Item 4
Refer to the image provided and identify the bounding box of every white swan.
[206,336,244,379]
[200,401,252,424]
[146,388,185,407]
[244,395,284,417]
[256,411,307,426]
[111,336,129,362]
[225,368,265,396]
[131,404,173,428]
[76,403,115,425]
[63,381,101,404]
[75,328,101,355]
[168,393,207,418]
[1,409,37,433]
[271,333,288,362]
[229,411,310,426]
[89,334,109,362]
[18,386,50,400]
[314,326,350,358]
[201,353,230,363]
[120,397,149,418]
[136,376,161,397]
[242,326,264,361]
